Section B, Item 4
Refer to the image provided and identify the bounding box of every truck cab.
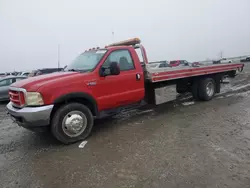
[7,38,148,144]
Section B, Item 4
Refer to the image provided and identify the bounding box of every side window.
[159,63,166,68]
[135,48,144,64]
[0,79,11,87]
[103,50,135,71]
[13,78,25,83]
[16,78,25,81]
[36,71,42,75]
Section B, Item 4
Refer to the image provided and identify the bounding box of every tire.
[198,78,215,101]
[51,103,94,144]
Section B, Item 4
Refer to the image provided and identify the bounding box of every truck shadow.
[11,93,195,148]
[23,130,64,148]
[91,93,194,137]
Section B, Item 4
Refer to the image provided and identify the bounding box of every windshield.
[65,50,107,72]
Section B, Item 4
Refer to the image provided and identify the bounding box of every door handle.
[136,73,141,81]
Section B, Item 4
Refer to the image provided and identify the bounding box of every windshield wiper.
[67,69,80,72]
[67,69,89,73]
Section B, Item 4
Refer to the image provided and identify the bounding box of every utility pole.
[57,44,60,68]
[219,50,223,59]
[112,30,115,42]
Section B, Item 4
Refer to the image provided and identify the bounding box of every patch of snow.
[79,141,88,149]
[231,83,250,91]
[137,109,154,115]
[182,101,195,106]
[235,91,250,97]
[216,96,224,99]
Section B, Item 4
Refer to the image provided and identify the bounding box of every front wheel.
[51,103,94,144]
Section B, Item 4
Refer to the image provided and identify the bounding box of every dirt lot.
[1,64,250,188]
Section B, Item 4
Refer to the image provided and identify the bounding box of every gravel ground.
[1,64,250,188]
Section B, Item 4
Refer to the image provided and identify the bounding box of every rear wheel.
[51,103,94,144]
[198,78,215,101]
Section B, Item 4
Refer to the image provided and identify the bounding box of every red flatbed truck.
[7,38,244,144]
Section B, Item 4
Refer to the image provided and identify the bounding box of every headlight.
[26,92,44,106]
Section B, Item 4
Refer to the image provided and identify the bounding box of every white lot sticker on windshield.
[96,50,106,54]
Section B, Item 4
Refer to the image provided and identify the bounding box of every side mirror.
[100,62,120,77]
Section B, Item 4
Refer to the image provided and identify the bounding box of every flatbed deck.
[146,63,244,82]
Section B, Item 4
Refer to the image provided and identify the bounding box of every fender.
[54,92,98,116]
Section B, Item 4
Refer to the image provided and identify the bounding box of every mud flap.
[144,81,156,105]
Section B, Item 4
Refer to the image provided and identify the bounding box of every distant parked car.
[0,76,27,101]
[213,58,225,64]
[213,60,221,64]
[220,58,234,64]
[17,71,30,77]
[5,72,14,76]
[240,56,250,62]
[0,72,15,77]
[169,60,189,67]
[191,62,201,67]
[148,61,170,69]
[213,58,234,64]
[28,68,63,77]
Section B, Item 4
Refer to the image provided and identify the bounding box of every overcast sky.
[0,0,250,72]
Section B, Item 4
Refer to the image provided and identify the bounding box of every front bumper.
[6,102,54,128]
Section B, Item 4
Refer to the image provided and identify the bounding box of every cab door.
[94,49,144,111]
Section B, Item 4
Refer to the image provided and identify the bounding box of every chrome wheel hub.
[206,82,214,97]
[62,111,87,137]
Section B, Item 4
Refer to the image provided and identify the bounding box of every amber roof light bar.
[107,38,141,47]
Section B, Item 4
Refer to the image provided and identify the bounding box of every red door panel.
[93,49,144,111]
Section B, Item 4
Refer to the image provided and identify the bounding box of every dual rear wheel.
[198,78,216,101]
[177,77,216,101]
